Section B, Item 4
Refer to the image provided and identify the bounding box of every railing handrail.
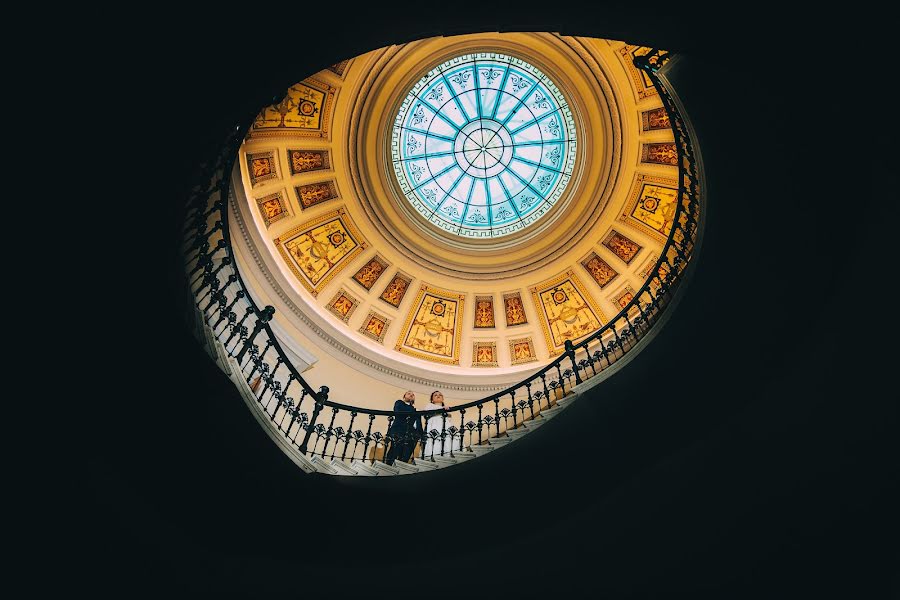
[184,46,700,459]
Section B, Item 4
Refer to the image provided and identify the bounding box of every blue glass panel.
[391,52,577,238]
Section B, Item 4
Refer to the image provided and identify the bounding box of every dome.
[229,33,683,403]
[391,51,577,239]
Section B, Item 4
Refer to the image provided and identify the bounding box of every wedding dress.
[421,402,462,458]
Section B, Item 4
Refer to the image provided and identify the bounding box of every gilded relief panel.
[472,341,499,367]
[379,272,413,308]
[273,208,366,297]
[255,191,290,228]
[619,45,658,100]
[641,107,671,131]
[613,285,637,310]
[503,292,528,327]
[326,287,360,323]
[358,310,390,343]
[612,285,641,317]
[396,286,465,365]
[474,295,495,328]
[581,252,619,289]
[246,151,278,186]
[621,174,679,243]
[295,181,338,210]
[530,271,607,355]
[508,336,537,365]
[327,60,350,78]
[641,142,678,166]
[638,254,671,291]
[250,78,334,139]
[288,149,330,175]
[602,230,642,265]
[352,255,389,291]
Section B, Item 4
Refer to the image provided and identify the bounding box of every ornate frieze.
[273,208,366,297]
[246,151,278,186]
[326,287,361,323]
[295,181,338,210]
[640,142,678,166]
[396,285,465,365]
[621,174,679,243]
[358,310,390,343]
[352,255,389,291]
[530,271,606,355]
[641,107,671,131]
[250,78,335,139]
[288,149,330,175]
[602,229,642,265]
[255,191,289,228]
[580,252,619,289]
[503,292,528,327]
[508,336,537,365]
[379,272,413,308]
[473,295,496,328]
[472,341,499,367]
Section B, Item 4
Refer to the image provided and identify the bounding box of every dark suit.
[384,400,422,465]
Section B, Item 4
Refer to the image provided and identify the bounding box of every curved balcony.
[182,47,703,476]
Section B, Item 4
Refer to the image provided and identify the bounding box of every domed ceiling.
[229,33,679,407]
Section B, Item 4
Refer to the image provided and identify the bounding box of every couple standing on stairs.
[384,390,461,465]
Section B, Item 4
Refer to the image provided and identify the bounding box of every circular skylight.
[391,52,577,239]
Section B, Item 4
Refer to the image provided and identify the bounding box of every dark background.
[74,4,897,597]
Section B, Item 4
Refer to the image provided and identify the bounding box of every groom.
[384,390,422,465]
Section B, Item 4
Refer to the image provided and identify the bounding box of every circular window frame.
[389,51,579,241]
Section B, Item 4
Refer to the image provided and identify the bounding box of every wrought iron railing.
[182,48,702,471]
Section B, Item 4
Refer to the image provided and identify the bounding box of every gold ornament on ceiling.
[273,208,366,296]
[531,271,607,355]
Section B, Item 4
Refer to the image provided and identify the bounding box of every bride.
[422,391,462,458]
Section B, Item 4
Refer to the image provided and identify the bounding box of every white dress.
[422,402,462,458]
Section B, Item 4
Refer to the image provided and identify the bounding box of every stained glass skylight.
[391,52,577,239]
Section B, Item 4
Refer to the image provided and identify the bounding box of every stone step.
[505,427,530,440]
[409,458,440,471]
[467,444,495,457]
[556,393,578,406]
[350,460,379,476]
[390,460,420,475]
[431,455,458,468]
[310,455,337,474]
[328,458,359,476]
[521,418,545,430]
[538,405,563,417]
[370,460,401,476]
[450,450,477,462]
[486,435,512,446]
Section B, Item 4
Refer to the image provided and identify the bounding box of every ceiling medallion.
[391,52,577,239]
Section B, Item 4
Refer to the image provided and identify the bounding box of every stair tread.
[310,455,337,474]
[349,460,379,476]
[328,458,359,476]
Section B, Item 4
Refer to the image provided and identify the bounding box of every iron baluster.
[341,412,357,461]
[525,382,535,419]
[362,414,375,464]
[235,306,275,363]
[564,339,583,384]
[540,373,550,409]
[298,386,329,454]
[323,407,339,459]
[477,404,483,445]
[555,362,566,396]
